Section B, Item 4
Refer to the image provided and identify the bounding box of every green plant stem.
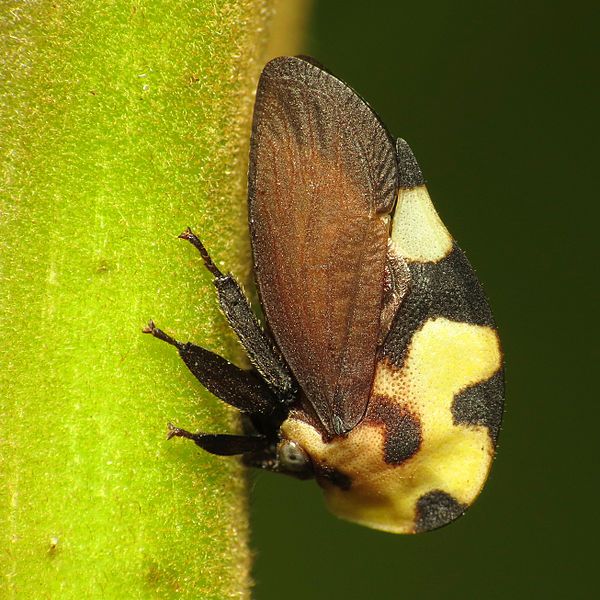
[0,1,285,597]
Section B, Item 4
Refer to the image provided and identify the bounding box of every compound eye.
[277,440,311,473]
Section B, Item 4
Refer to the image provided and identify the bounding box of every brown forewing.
[248,57,398,435]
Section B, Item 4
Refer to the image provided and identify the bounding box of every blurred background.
[251,1,596,598]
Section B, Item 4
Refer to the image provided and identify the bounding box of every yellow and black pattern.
[281,314,502,533]
[280,154,503,534]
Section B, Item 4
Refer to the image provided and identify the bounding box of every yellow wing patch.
[281,318,502,533]
[390,185,453,262]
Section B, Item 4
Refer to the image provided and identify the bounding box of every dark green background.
[252,1,596,598]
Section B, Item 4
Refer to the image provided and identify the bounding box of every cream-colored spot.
[281,318,502,534]
[390,185,453,262]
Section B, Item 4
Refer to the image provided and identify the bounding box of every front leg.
[179,228,296,404]
[167,423,269,456]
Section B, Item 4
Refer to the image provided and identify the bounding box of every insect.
[144,56,504,534]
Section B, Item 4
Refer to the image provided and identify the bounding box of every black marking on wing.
[381,244,495,368]
[366,396,422,465]
[452,369,504,445]
[414,490,467,532]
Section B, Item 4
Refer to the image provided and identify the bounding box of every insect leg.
[179,228,296,403]
[167,423,269,456]
[143,321,279,416]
